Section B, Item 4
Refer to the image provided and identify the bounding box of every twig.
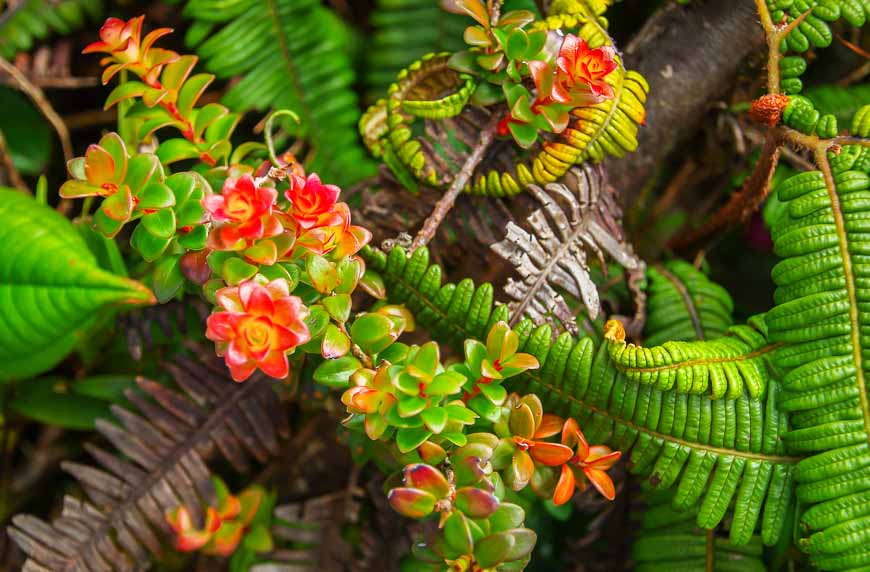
[669,131,783,252]
[0,129,28,192]
[753,0,812,94]
[410,114,499,251]
[0,75,99,89]
[0,56,73,162]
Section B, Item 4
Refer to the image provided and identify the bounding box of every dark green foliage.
[643,261,735,345]
[805,83,870,125]
[766,132,870,570]
[632,490,766,572]
[183,0,376,186]
[364,0,466,101]
[0,0,102,58]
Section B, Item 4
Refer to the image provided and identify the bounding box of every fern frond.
[604,320,775,400]
[183,0,376,186]
[8,352,288,572]
[513,321,796,547]
[362,245,509,353]
[766,118,870,570]
[644,261,735,345]
[358,2,648,197]
[491,164,644,330]
[767,0,869,60]
[632,490,766,572]
[364,0,466,101]
[0,0,102,59]
[368,248,796,547]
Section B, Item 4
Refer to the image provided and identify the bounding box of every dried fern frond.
[8,352,289,572]
[491,164,644,333]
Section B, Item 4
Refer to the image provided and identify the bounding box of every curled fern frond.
[491,164,644,330]
[358,2,648,197]
[183,0,375,186]
[766,121,870,570]
[644,261,735,345]
[513,321,796,547]
[632,490,766,572]
[0,0,102,59]
[604,320,775,400]
[364,0,466,101]
[8,352,288,571]
[361,245,509,353]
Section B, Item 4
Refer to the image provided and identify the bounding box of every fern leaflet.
[644,261,735,345]
[491,164,644,331]
[183,0,376,186]
[0,0,102,59]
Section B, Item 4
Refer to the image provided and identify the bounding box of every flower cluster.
[499,34,619,147]
[381,392,619,570]
[201,167,374,382]
[166,478,271,557]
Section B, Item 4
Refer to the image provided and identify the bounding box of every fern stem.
[669,131,783,252]
[410,114,500,250]
[654,263,704,340]
[813,145,870,447]
[520,369,800,464]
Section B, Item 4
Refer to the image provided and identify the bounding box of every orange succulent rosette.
[206,278,310,381]
[204,174,284,251]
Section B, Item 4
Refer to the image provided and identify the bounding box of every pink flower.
[284,173,342,230]
[204,175,283,251]
[206,279,310,381]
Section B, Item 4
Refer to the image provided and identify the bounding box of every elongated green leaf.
[10,377,111,430]
[0,189,155,380]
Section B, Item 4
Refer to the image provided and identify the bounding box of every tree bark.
[606,0,765,201]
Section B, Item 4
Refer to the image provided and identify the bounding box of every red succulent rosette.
[294,202,372,258]
[284,173,342,230]
[552,34,617,103]
[204,174,283,251]
[84,16,179,85]
[206,278,310,381]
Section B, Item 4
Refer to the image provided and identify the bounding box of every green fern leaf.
[605,320,774,399]
[644,261,735,345]
[766,121,870,570]
[368,245,797,547]
[632,490,767,572]
[804,83,870,125]
[514,321,795,547]
[0,0,102,59]
[362,245,509,352]
[183,0,376,186]
[364,0,466,101]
